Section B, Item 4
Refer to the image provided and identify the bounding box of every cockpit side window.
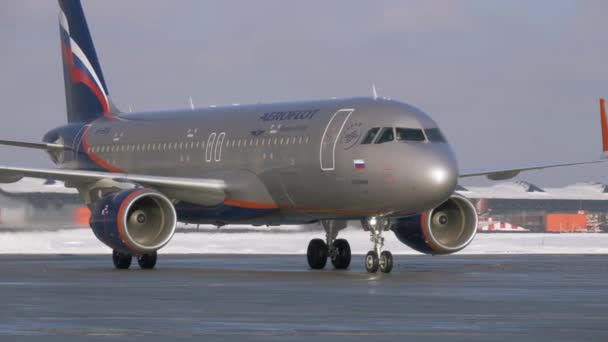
[361,127,380,144]
[396,128,426,142]
[375,127,394,144]
[424,128,446,143]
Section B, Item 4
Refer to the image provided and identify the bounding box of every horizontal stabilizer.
[0,139,67,152]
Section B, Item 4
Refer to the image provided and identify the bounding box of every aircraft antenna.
[372,84,378,100]
[189,97,195,110]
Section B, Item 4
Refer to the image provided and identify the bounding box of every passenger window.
[396,128,426,142]
[361,128,380,144]
[424,128,447,143]
[375,127,394,144]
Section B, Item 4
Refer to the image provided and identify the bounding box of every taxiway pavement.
[0,254,607,341]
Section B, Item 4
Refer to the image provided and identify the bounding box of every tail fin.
[600,98,608,157]
[59,0,118,123]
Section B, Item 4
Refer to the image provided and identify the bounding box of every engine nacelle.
[391,194,478,255]
[90,188,177,254]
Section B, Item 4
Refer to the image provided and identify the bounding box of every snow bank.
[0,227,607,255]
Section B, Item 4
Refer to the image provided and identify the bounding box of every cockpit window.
[375,127,394,144]
[396,128,426,142]
[361,127,380,144]
[424,128,446,143]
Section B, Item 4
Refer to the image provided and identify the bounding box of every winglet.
[601,98,608,157]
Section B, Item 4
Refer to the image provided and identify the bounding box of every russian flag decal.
[354,159,366,169]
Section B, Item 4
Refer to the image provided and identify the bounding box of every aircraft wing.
[0,166,226,206]
[461,98,608,180]
[459,160,606,180]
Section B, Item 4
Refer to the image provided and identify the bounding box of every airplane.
[0,0,605,273]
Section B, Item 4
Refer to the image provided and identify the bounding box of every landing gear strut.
[306,220,350,270]
[363,217,394,274]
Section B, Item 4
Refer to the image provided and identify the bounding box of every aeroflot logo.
[259,109,320,122]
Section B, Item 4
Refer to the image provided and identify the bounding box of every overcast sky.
[0,0,607,187]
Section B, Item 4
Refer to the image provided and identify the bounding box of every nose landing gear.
[306,220,351,270]
[363,217,393,274]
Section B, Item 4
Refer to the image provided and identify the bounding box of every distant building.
[1,178,607,232]
[0,178,84,228]
[458,181,608,232]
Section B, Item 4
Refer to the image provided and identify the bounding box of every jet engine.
[391,194,478,255]
[89,188,177,254]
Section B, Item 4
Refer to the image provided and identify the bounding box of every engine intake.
[90,188,177,254]
[391,194,478,255]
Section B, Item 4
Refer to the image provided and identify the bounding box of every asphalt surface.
[0,254,607,341]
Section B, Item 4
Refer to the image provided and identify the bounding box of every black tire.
[137,252,158,270]
[112,250,132,270]
[380,250,393,274]
[365,251,379,273]
[331,239,351,269]
[307,239,328,269]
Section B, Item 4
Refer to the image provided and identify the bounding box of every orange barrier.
[545,213,587,233]
[73,207,91,227]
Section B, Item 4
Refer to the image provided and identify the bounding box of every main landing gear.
[307,220,351,270]
[363,217,393,274]
[112,250,157,270]
[306,218,394,273]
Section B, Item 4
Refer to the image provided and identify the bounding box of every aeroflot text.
[259,109,320,122]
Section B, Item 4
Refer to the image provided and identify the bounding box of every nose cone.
[397,144,459,212]
[426,147,458,202]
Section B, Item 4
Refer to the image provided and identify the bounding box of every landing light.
[369,217,377,226]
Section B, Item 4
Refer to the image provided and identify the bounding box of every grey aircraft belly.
[0,0,605,273]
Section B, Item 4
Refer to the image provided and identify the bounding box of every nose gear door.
[320,109,354,171]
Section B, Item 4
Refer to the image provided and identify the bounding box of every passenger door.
[320,109,354,171]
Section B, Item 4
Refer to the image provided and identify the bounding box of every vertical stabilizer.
[600,98,608,158]
[59,0,118,123]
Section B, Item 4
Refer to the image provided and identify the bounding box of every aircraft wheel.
[307,239,328,269]
[112,250,132,270]
[137,252,157,270]
[365,251,379,273]
[379,250,393,274]
[331,239,351,269]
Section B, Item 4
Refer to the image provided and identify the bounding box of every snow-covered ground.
[0,227,607,254]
